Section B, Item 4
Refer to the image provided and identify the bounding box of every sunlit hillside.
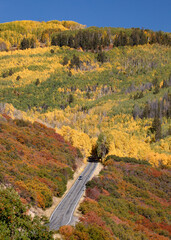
[0,114,82,209]
[0,43,170,166]
[0,19,171,240]
[0,187,54,239]
[60,156,171,239]
[0,20,86,50]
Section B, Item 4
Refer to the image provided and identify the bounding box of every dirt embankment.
[28,162,87,219]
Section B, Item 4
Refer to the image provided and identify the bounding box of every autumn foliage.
[62,158,171,239]
[0,114,81,208]
[0,20,170,240]
[0,187,53,239]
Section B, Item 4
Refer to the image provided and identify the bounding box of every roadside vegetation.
[0,114,81,209]
[0,187,53,239]
[60,156,171,239]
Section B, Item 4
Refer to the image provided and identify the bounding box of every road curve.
[49,162,97,230]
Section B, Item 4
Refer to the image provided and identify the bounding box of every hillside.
[0,114,81,209]
[0,20,86,50]
[0,20,171,239]
[0,20,170,52]
[0,43,170,166]
[60,156,171,240]
[0,187,54,239]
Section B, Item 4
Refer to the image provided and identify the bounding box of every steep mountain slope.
[0,187,54,239]
[60,157,171,240]
[0,114,81,209]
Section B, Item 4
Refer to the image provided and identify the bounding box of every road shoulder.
[70,162,103,226]
[28,162,87,219]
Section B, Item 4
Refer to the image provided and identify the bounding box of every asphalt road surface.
[49,162,97,230]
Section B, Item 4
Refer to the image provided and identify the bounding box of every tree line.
[51,30,110,51]
[114,29,171,47]
[51,28,171,52]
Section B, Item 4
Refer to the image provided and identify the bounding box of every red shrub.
[80,211,105,227]
[145,168,162,177]
[59,225,74,238]
[86,186,101,200]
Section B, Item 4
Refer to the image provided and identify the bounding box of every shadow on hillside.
[87,156,99,162]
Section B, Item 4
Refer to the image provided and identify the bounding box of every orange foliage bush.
[80,211,105,227]
[59,225,74,239]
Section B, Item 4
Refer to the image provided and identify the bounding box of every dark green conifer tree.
[68,35,74,48]
[130,29,140,46]
[139,29,148,45]
[20,38,30,49]
[152,116,161,141]
[62,56,69,66]
[68,94,74,104]
[97,51,107,63]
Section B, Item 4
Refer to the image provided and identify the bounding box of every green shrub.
[14,119,30,127]
[105,155,151,166]
[16,75,21,80]
[0,187,53,239]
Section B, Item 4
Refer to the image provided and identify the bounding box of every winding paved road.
[49,162,97,230]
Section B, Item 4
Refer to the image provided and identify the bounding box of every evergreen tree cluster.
[114,29,171,47]
[114,29,148,46]
[96,51,108,63]
[51,30,110,51]
[149,31,171,45]
[150,115,162,141]
[152,77,160,94]
[133,93,171,142]
[131,91,144,100]
[20,37,36,50]
[69,54,81,69]
[51,28,171,52]
[2,68,14,78]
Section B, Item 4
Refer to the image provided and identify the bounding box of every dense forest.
[0,20,170,239]
[51,28,171,51]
